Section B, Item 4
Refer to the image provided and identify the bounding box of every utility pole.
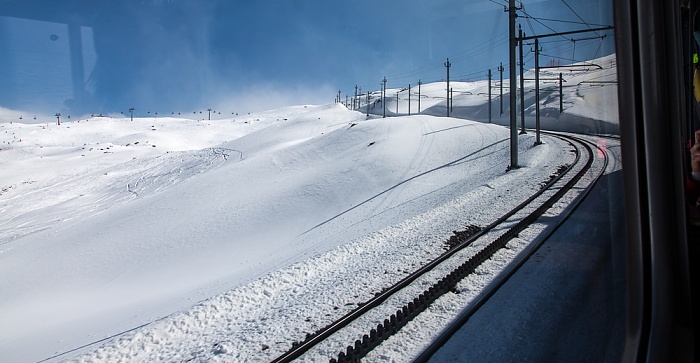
[338,90,341,105]
[382,77,387,118]
[508,0,518,169]
[534,37,542,145]
[418,80,422,113]
[519,25,526,134]
[354,85,358,110]
[358,86,362,110]
[396,92,399,114]
[499,62,504,115]
[488,69,492,123]
[129,107,134,121]
[207,108,212,121]
[559,72,563,113]
[408,84,411,115]
[366,92,370,116]
[445,58,451,117]
[450,88,454,113]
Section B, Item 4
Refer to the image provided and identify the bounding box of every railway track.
[271,132,609,363]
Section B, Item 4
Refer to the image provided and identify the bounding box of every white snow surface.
[0,56,617,363]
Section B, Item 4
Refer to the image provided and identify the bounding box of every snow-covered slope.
[1,104,503,361]
[0,55,617,362]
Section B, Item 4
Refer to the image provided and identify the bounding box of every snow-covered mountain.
[0,55,618,362]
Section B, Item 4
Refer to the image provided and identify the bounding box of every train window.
[0,0,694,362]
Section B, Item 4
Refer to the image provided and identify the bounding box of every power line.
[450,31,509,59]
[520,15,609,28]
[519,7,569,41]
[524,16,537,37]
[361,36,601,93]
[349,2,611,98]
[354,0,515,93]
[384,60,445,81]
[560,0,592,29]
[541,37,597,53]
[488,0,509,8]
[537,38,577,45]
[384,31,510,84]
[451,36,510,62]
[519,9,558,34]
[592,36,605,59]
[560,0,601,38]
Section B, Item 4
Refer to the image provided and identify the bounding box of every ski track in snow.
[0,148,236,246]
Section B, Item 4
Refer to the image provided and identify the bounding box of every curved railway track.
[270,132,609,363]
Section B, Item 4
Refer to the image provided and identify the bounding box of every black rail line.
[413,133,609,362]
[327,135,598,363]
[270,134,589,363]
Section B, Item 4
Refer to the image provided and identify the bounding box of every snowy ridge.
[375,54,618,133]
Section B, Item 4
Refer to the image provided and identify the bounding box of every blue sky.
[0,0,614,117]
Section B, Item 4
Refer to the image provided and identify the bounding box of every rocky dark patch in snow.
[443,224,482,251]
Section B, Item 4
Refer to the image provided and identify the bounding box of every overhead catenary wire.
[560,0,598,35]
[592,36,605,60]
[517,2,613,56]
[488,0,509,6]
[519,15,609,28]
[519,7,567,41]
[349,1,612,98]
[552,38,606,62]
[382,31,511,85]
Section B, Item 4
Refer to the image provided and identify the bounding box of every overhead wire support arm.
[538,63,603,70]
[518,25,614,41]
[569,34,608,42]
[517,25,612,149]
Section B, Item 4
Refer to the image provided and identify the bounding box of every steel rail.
[271,133,584,363]
[413,132,609,362]
[330,133,599,362]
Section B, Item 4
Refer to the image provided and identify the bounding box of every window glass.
[0,1,623,362]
